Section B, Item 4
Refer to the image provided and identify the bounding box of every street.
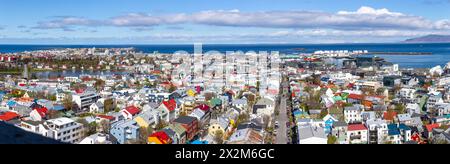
[275,79,290,144]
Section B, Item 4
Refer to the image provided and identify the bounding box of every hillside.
[403,35,450,43]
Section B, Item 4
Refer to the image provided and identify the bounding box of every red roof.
[34,107,48,117]
[151,70,162,74]
[383,111,397,121]
[362,100,373,108]
[96,114,115,121]
[81,77,92,82]
[195,86,202,93]
[195,104,210,112]
[347,83,355,88]
[0,112,20,121]
[149,131,171,144]
[411,133,421,142]
[426,123,440,132]
[75,89,85,94]
[125,106,140,115]
[348,94,363,100]
[162,99,177,112]
[348,124,367,131]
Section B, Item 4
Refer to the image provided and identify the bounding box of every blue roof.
[191,140,208,144]
[387,124,397,130]
[388,124,410,135]
[388,129,400,136]
[398,124,411,131]
[7,100,17,107]
[293,110,303,116]
[51,105,65,111]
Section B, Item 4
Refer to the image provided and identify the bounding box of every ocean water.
[1,43,450,68]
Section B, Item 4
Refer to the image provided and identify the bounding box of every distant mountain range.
[403,35,450,43]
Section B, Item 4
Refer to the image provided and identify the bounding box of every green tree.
[319,109,328,119]
[327,135,337,144]
[48,94,57,101]
[103,99,114,113]
[394,103,406,114]
[77,119,97,137]
[168,84,177,92]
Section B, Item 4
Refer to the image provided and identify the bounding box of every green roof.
[168,124,186,135]
[333,96,344,101]
[341,93,349,100]
[209,98,222,107]
[419,95,429,110]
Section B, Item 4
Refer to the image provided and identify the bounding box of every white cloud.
[337,6,403,16]
[34,16,101,30]
[18,6,450,43]
[33,6,450,31]
[109,13,165,26]
[282,29,446,37]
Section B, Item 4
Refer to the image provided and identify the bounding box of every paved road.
[275,97,288,144]
[275,80,289,144]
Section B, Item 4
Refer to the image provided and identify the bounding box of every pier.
[369,51,432,55]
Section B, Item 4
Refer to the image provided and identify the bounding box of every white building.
[347,124,368,144]
[366,119,388,144]
[344,105,363,123]
[72,91,100,110]
[39,117,84,143]
[398,88,416,100]
[297,123,327,144]
[89,101,105,113]
[78,133,112,144]
[406,103,421,114]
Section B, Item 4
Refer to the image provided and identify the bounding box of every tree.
[236,112,250,128]
[394,103,406,114]
[275,109,280,116]
[168,84,177,92]
[48,94,57,101]
[256,81,261,91]
[155,120,168,131]
[319,109,328,119]
[262,115,271,130]
[137,126,154,144]
[99,120,111,134]
[47,110,62,119]
[327,135,337,144]
[77,119,97,137]
[213,129,224,144]
[63,94,74,112]
[87,122,98,136]
[94,79,106,91]
[103,99,114,113]
[114,107,120,113]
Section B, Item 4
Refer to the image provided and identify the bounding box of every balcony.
[350,135,362,140]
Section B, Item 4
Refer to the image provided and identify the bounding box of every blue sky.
[0,0,449,44]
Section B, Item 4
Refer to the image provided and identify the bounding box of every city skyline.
[1,0,450,44]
